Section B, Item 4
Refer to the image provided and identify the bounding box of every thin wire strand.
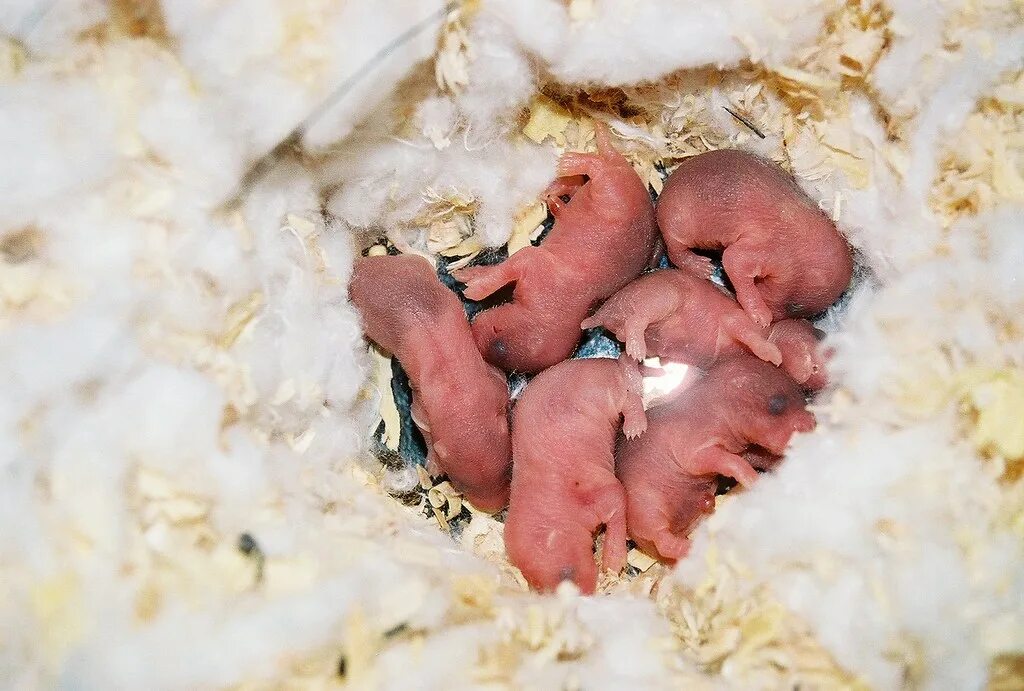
[47,2,460,403]
[297,2,457,141]
[722,106,766,139]
[221,1,458,211]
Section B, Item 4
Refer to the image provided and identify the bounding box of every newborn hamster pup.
[454,123,659,373]
[656,149,853,327]
[583,268,828,390]
[504,355,647,594]
[616,355,815,562]
[349,254,513,512]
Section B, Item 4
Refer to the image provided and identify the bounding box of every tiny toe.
[732,462,759,487]
[451,267,479,282]
[624,420,647,439]
[676,252,714,279]
[621,404,648,439]
[545,196,566,216]
[624,329,647,361]
[763,343,784,366]
[790,359,815,384]
[746,305,771,328]
[625,341,646,361]
[462,284,491,301]
[654,532,691,562]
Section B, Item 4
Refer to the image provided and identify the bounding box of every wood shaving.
[450,573,499,621]
[0,261,76,319]
[435,5,475,94]
[109,0,168,41]
[417,465,433,490]
[136,467,210,525]
[568,0,596,22]
[30,573,83,661]
[427,482,463,531]
[958,366,1024,463]
[219,292,264,349]
[473,640,521,683]
[932,70,1024,226]
[0,37,27,78]
[626,548,658,573]
[507,202,547,255]
[426,213,473,255]
[370,346,402,452]
[341,608,380,687]
[523,94,576,147]
[988,653,1024,691]
[657,552,865,689]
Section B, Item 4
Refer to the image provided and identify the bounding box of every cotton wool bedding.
[1,1,1022,689]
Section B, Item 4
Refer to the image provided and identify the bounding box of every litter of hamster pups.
[3,1,1023,689]
[353,128,848,594]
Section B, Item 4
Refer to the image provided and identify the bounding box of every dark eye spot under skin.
[813,327,827,341]
[490,339,508,360]
[785,302,805,316]
[768,394,788,415]
[559,566,576,582]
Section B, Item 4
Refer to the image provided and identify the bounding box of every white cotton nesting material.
[161,0,446,153]
[678,419,1024,689]
[487,0,831,84]
[1,0,1022,689]
[679,206,1024,690]
[0,0,106,55]
[327,134,557,247]
[0,76,117,222]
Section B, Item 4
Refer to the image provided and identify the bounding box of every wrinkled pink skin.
[657,149,853,328]
[616,355,816,563]
[583,268,829,390]
[454,124,659,373]
[504,355,647,594]
[349,255,513,512]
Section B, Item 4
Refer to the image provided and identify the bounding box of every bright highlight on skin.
[642,358,690,405]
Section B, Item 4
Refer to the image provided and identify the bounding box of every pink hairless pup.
[349,254,513,512]
[657,149,853,327]
[504,355,646,593]
[616,355,815,562]
[583,268,829,390]
[454,122,659,373]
